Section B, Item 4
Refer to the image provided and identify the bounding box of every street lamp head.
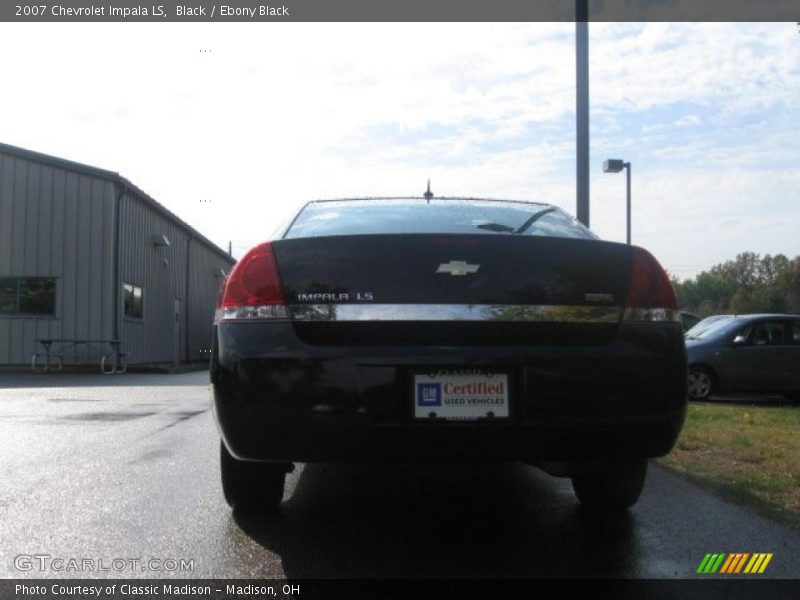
[603,159,626,173]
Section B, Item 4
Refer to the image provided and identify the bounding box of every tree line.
[673,252,800,317]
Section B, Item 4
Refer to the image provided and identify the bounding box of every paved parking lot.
[0,371,798,579]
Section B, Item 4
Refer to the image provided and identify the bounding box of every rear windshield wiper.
[475,222,515,233]
[473,208,557,235]
[514,208,556,235]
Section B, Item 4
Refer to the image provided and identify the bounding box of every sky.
[0,22,798,280]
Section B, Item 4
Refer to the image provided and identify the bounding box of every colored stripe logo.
[697,553,773,574]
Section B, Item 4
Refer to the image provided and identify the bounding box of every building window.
[123,282,144,319]
[0,277,57,316]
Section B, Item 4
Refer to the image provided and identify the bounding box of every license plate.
[413,369,510,421]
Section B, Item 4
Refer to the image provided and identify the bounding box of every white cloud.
[0,21,797,279]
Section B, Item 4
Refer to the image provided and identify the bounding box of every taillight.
[623,246,680,323]
[214,242,288,323]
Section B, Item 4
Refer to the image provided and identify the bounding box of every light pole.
[603,159,631,245]
[576,0,590,227]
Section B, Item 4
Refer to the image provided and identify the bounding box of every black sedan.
[211,197,687,512]
[685,313,800,401]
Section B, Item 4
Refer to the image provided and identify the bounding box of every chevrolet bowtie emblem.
[436,260,480,276]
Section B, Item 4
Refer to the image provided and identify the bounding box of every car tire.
[220,441,288,512]
[571,459,648,510]
[687,366,715,402]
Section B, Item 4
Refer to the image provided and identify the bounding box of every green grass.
[731,433,753,448]
[658,403,800,514]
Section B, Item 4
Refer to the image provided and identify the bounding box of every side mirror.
[731,334,748,346]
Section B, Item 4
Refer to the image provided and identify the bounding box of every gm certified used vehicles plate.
[212,196,687,512]
[413,369,510,421]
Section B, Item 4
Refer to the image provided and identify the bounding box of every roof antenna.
[424,179,433,203]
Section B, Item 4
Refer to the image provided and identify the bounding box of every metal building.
[0,142,235,367]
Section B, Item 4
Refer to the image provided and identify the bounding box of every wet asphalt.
[0,370,798,580]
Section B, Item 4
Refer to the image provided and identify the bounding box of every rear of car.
[212,198,687,511]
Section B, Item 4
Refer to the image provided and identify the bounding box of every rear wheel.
[688,366,715,401]
[220,441,289,512]
[571,459,648,510]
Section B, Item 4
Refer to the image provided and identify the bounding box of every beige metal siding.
[119,189,188,364]
[0,143,234,367]
[186,239,229,362]
[117,189,232,364]
[0,152,115,365]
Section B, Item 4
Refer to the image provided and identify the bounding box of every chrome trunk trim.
[287,304,622,323]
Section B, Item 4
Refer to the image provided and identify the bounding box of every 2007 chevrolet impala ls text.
[211,196,687,512]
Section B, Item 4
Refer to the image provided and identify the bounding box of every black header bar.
[2,0,799,22]
[4,579,800,600]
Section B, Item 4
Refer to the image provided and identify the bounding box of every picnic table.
[31,339,128,374]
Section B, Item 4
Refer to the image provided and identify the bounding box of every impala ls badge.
[436,260,480,276]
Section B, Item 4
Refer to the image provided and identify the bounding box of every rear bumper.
[212,321,687,463]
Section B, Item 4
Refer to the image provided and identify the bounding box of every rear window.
[283,199,598,240]
[685,316,737,340]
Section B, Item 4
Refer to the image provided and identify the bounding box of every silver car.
[685,314,800,401]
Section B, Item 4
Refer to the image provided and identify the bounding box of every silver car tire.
[688,366,715,401]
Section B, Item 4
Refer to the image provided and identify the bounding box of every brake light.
[214,242,288,322]
[623,246,680,322]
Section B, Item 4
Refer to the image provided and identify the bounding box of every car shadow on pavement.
[0,371,208,388]
[233,462,640,578]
